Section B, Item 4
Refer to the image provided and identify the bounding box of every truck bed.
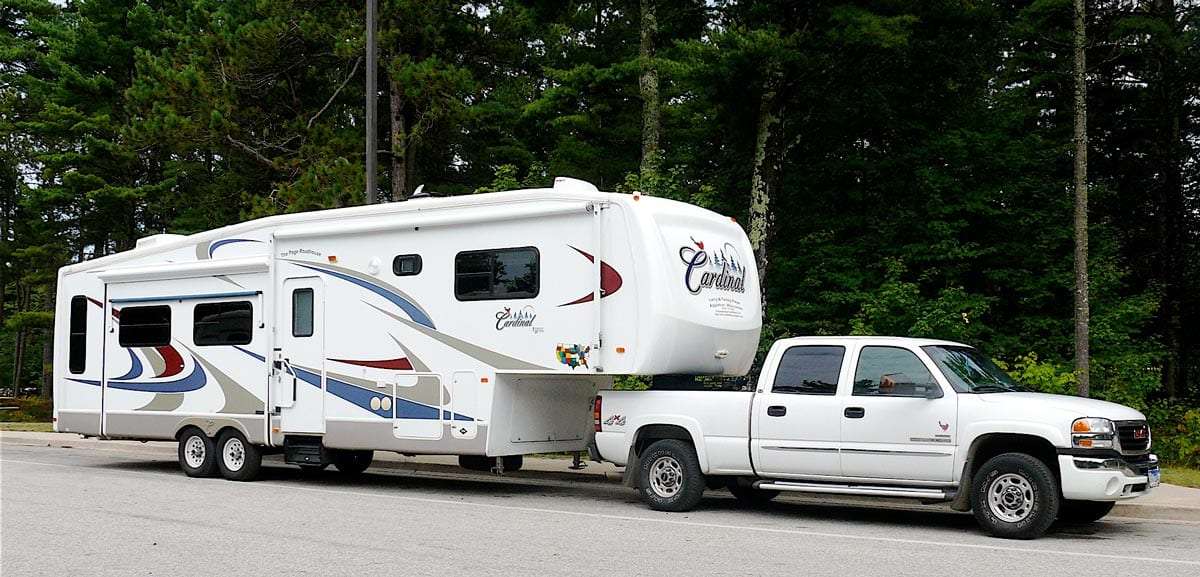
[593,390,755,475]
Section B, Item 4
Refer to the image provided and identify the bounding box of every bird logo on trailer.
[679,237,746,295]
[556,344,590,369]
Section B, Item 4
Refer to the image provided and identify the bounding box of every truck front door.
[751,344,847,478]
[839,345,957,482]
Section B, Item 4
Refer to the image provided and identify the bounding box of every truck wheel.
[216,429,263,481]
[638,439,706,512]
[726,479,779,507]
[332,450,374,475]
[970,452,1059,539]
[177,428,217,478]
[1059,500,1115,524]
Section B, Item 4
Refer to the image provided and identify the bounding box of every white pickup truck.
[592,336,1159,539]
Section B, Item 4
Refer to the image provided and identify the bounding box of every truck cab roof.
[772,336,972,349]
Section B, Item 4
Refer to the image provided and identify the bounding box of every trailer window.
[454,247,539,301]
[393,254,422,276]
[292,288,314,337]
[772,345,845,395]
[119,305,172,347]
[68,296,88,373]
[193,301,253,346]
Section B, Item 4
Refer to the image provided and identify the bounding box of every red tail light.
[593,396,603,432]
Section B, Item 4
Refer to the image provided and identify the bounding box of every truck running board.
[754,481,952,501]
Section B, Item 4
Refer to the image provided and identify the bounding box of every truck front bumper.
[1057,451,1158,501]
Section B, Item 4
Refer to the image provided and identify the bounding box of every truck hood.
[976,392,1145,421]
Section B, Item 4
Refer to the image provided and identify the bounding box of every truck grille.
[1116,420,1150,453]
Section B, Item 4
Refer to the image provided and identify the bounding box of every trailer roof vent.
[553,177,599,195]
[135,233,184,249]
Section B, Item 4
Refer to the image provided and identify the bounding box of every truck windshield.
[921,345,1024,393]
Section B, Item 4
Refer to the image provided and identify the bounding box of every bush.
[1145,403,1200,468]
[0,396,52,423]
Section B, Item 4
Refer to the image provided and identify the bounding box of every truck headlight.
[1071,417,1115,449]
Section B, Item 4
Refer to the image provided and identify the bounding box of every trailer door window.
[772,345,845,395]
[455,247,539,301]
[193,301,253,346]
[68,295,88,373]
[118,305,172,347]
[292,288,314,337]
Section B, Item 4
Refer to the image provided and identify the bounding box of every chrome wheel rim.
[988,473,1035,523]
[648,456,683,499]
[183,436,206,469]
[223,437,246,472]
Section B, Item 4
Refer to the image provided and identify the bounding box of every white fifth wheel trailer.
[52,177,762,480]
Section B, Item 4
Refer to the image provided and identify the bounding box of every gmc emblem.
[1133,426,1148,440]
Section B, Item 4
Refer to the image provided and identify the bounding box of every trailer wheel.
[216,429,263,481]
[637,439,706,512]
[332,450,374,475]
[177,428,217,478]
[727,479,779,507]
[970,452,1059,539]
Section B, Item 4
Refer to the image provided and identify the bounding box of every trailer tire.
[332,450,374,475]
[177,428,217,478]
[1058,500,1115,524]
[970,452,1059,539]
[216,429,263,481]
[637,439,706,512]
[727,479,779,507]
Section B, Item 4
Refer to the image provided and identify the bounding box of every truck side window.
[68,295,88,373]
[118,305,172,347]
[852,346,938,397]
[292,288,314,337]
[772,345,844,395]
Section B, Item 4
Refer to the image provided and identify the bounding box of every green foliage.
[0,396,53,422]
[996,353,1076,396]
[1145,404,1200,468]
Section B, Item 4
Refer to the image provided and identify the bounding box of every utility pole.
[365,0,378,204]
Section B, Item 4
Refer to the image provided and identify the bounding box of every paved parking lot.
[3,433,1200,576]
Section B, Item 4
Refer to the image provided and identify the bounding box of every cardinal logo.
[938,421,950,432]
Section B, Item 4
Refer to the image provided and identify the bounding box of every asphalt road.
[3,439,1200,577]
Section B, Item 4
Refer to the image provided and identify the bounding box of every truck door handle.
[844,407,865,419]
[767,406,787,417]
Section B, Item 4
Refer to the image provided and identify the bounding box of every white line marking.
[4,457,1199,567]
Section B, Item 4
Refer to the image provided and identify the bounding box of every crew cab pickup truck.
[592,336,1159,539]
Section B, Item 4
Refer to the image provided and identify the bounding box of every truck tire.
[177,427,217,478]
[216,429,263,481]
[1058,500,1115,524]
[970,452,1059,539]
[332,450,374,475]
[638,439,706,512]
[726,479,779,507]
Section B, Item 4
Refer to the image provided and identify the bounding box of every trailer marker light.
[615,346,626,354]
[480,377,489,384]
[327,255,338,263]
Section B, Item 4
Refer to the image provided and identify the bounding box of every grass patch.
[0,422,54,432]
[1162,466,1200,489]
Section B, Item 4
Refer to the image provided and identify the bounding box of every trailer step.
[283,435,327,466]
[754,480,951,501]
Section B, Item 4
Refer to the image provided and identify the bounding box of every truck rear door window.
[193,301,253,346]
[68,296,88,373]
[118,305,172,347]
[772,345,845,395]
[454,247,539,301]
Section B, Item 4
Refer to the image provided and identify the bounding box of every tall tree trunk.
[41,328,52,400]
[1072,0,1090,397]
[11,328,24,393]
[638,0,660,187]
[390,76,409,201]
[749,82,781,315]
[1152,0,1186,399]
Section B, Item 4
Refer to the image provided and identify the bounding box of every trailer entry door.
[278,277,325,433]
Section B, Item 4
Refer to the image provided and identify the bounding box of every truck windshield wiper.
[970,384,1018,393]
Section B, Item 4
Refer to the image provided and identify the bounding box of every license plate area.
[1147,466,1161,488]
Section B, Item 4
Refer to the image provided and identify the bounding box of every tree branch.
[225,134,276,169]
[308,57,361,129]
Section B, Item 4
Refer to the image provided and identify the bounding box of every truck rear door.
[751,343,848,478]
